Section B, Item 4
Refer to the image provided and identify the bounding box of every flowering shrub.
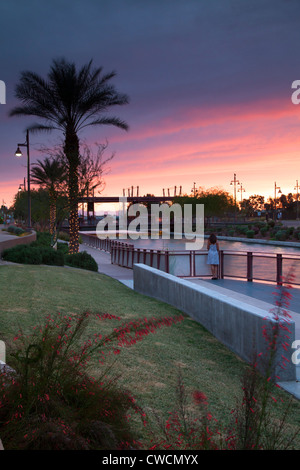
[0,311,183,450]
[144,270,299,451]
[147,371,220,450]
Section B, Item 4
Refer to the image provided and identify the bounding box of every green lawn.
[0,263,299,448]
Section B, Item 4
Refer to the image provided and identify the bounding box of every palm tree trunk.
[49,191,57,249]
[64,129,80,254]
[49,190,56,235]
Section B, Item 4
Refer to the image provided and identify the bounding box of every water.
[129,236,300,255]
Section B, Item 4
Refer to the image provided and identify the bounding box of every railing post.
[157,250,161,270]
[276,253,283,285]
[247,252,253,282]
[165,251,169,273]
[190,250,195,277]
[193,250,195,277]
[150,249,154,267]
[122,245,125,266]
[111,244,114,264]
[137,248,140,264]
[219,250,224,279]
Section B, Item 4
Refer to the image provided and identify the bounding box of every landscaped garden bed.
[1,231,98,272]
[205,220,300,242]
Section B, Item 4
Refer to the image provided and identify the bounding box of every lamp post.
[274,182,281,221]
[238,182,246,204]
[230,173,240,222]
[15,129,31,228]
[294,180,299,221]
[18,177,26,193]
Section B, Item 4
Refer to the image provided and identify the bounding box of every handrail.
[80,234,300,285]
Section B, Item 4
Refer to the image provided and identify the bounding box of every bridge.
[78,184,183,204]
[78,195,175,204]
[73,194,177,229]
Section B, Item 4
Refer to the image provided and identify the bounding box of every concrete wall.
[0,231,36,256]
[133,264,296,382]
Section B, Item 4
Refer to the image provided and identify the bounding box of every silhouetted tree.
[10,58,129,253]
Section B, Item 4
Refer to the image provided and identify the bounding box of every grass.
[0,263,299,447]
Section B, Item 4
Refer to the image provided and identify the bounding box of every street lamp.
[230,173,240,222]
[274,182,282,221]
[18,177,26,193]
[294,180,299,221]
[15,130,31,228]
[238,182,246,204]
[191,182,197,197]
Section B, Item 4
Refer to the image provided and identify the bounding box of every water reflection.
[130,237,300,255]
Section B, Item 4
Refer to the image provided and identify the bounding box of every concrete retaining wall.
[0,231,36,256]
[133,264,296,382]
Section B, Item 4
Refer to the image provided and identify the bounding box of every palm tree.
[31,157,67,243]
[10,58,129,253]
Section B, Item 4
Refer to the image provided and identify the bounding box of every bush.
[275,230,287,241]
[64,251,98,272]
[39,247,65,266]
[57,242,69,255]
[2,245,64,266]
[57,231,70,241]
[2,232,97,271]
[2,245,42,265]
[238,226,249,235]
[246,230,255,238]
[260,226,269,236]
[32,231,52,246]
[0,312,142,450]
[7,225,26,236]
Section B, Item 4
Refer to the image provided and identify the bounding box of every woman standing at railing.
[207,233,219,279]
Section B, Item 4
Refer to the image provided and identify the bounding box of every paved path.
[0,228,18,242]
[80,243,300,399]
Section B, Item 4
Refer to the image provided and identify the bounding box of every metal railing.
[80,233,300,286]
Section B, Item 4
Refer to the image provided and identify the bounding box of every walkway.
[80,243,300,400]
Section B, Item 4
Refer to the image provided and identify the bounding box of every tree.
[240,195,265,217]
[10,58,129,253]
[173,187,235,224]
[31,156,67,243]
[13,188,55,230]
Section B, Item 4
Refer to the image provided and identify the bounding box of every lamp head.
[15,146,22,157]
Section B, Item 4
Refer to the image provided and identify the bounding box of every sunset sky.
[1,0,300,214]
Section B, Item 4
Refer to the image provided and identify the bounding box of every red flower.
[193,390,208,405]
